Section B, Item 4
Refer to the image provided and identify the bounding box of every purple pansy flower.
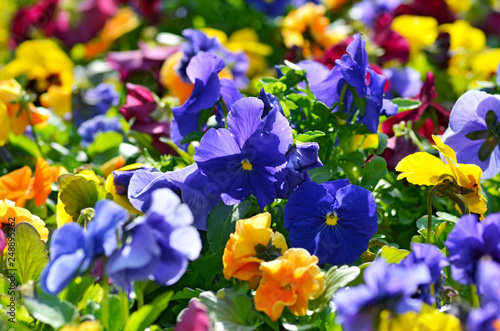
[351,0,402,26]
[0,229,5,252]
[128,164,220,231]
[400,243,449,305]
[442,90,500,179]
[468,260,500,331]
[77,115,123,147]
[193,97,293,210]
[299,35,397,133]
[171,52,242,148]
[107,188,202,293]
[40,200,128,295]
[284,179,378,265]
[445,213,500,285]
[334,259,431,331]
[383,67,422,98]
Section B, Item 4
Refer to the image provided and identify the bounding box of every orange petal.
[33,158,55,206]
[0,166,34,207]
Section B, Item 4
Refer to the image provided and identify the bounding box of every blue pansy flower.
[128,163,220,231]
[351,0,402,26]
[193,97,293,210]
[383,66,422,98]
[77,115,123,146]
[445,213,500,285]
[299,34,397,133]
[73,83,120,126]
[400,243,449,305]
[334,259,431,331]
[106,188,202,293]
[442,90,500,179]
[468,260,500,331]
[171,52,242,148]
[275,142,323,199]
[284,179,378,265]
[40,200,128,295]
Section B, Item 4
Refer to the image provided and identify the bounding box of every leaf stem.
[101,274,110,330]
[22,102,46,159]
[427,185,439,243]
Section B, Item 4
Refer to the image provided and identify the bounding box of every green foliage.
[124,291,173,331]
[23,288,79,329]
[391,98,422,111]
[14,223,49,284]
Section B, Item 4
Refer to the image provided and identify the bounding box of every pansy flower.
[335,259,431,330]
[0,199,48,242]
[396,135,487,216]
[442,90,500,179]
[445,213,500,285]
[77,115,123,147]
[284,179,378,265]
[171,52,242,148]
[128,163,220,231]
[40,199,128,295]
[107,188,202,293]
[254,248,325,321]
[223,212,288,288]
[193,97,293,210]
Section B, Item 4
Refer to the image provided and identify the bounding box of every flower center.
[465,110,500,161]
[325,212,338,226]
[241,159,253,170]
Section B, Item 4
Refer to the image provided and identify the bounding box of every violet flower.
[193,97,293,210]
[442,90,500,179]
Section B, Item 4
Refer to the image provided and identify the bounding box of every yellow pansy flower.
[60,321,101,331]
[223,212,288,289]
[396,135,487,216]
[379,305,461,331]
[104,163,142,214]
[439,20,485,53]
[392,15,438,58]
[0,40,73,117]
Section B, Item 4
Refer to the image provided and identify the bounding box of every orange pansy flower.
[33,158,64,207]
[254,248,325,321]
[0,199,48,242]
[0,166,34,207]
[222,212,288,289]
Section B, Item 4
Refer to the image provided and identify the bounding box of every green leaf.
[87,132,123,157]
[361,157,388,191]
[376,132,388,154]
[416,215,441,230]
[199,289,262,330]
[435,211,459,223]
[171,288,203,301]
[77,283,104,311]
[391,98,422,111]
[14,223,49,284]
[295,130,326,143]
[308,167,333,184]
[191,247,224,285]
[58,174,102,223]
[124,291,173,331]
[8,132,41,157]
[311,266,360,311]
[180,131,205,145]
[207,200,251,253]
[23,289,78,329]
[380,246,410,264]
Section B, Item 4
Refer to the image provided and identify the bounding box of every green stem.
[120,290,129,324]
[338,83,348,114]
[22,103,45,159]
[470,284,480,308]
[427,186,439,244]
[0,250,3,275]
[137,287,144,309]
[101,274,110,330]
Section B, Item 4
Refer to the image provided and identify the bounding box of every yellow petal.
[396,152,452,186]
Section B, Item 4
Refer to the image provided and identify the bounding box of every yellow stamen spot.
[325,212,338,226]
[241,159,253,170]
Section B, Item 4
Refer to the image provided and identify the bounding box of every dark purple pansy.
[445,213,500,285]
[335,259,431,331]
[107,189,201,293]
[284,179,378,265]
[193,97,293,210]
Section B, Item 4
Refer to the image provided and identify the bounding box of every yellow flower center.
[325,212,338,226]
[241,159,253,170]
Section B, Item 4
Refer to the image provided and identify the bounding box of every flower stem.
[101,274,110,330]
[427,186,439,244]
[120,289,129,324]
[470,284,480,308]
[22,103,46,159]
